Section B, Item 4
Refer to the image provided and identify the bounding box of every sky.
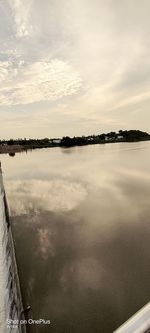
[0,0,150,138]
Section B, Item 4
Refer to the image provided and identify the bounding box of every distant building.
[52,139,61,144]
[87,137,94,141]
[105,136,112,141]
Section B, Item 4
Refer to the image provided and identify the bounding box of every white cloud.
[0,58,82,105]
[1,0,150,136]
[8,0,33,37]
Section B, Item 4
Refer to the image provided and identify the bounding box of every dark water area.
[1,142,150,332]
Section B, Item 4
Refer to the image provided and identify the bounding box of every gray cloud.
[0,0,150,137]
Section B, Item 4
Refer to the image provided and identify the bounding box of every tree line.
[0,130,150,149]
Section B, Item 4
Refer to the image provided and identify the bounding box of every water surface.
[1,142,150,332]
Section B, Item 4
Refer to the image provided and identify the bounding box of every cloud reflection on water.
[6,178,87,215]
[1,143,150,332]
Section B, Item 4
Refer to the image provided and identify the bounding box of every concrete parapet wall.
[0,163,26,333]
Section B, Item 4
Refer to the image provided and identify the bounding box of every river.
[0,141,150,332]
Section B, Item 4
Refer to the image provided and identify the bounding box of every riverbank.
[0,144,24,155]
[0,130,150,155]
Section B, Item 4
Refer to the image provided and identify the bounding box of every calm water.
[1,142,150,333]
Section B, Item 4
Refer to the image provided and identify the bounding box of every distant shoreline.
[0,130,150,155]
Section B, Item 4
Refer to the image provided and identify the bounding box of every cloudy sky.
[0,0,150,138]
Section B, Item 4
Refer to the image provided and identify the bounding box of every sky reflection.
[0,142,150,332]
